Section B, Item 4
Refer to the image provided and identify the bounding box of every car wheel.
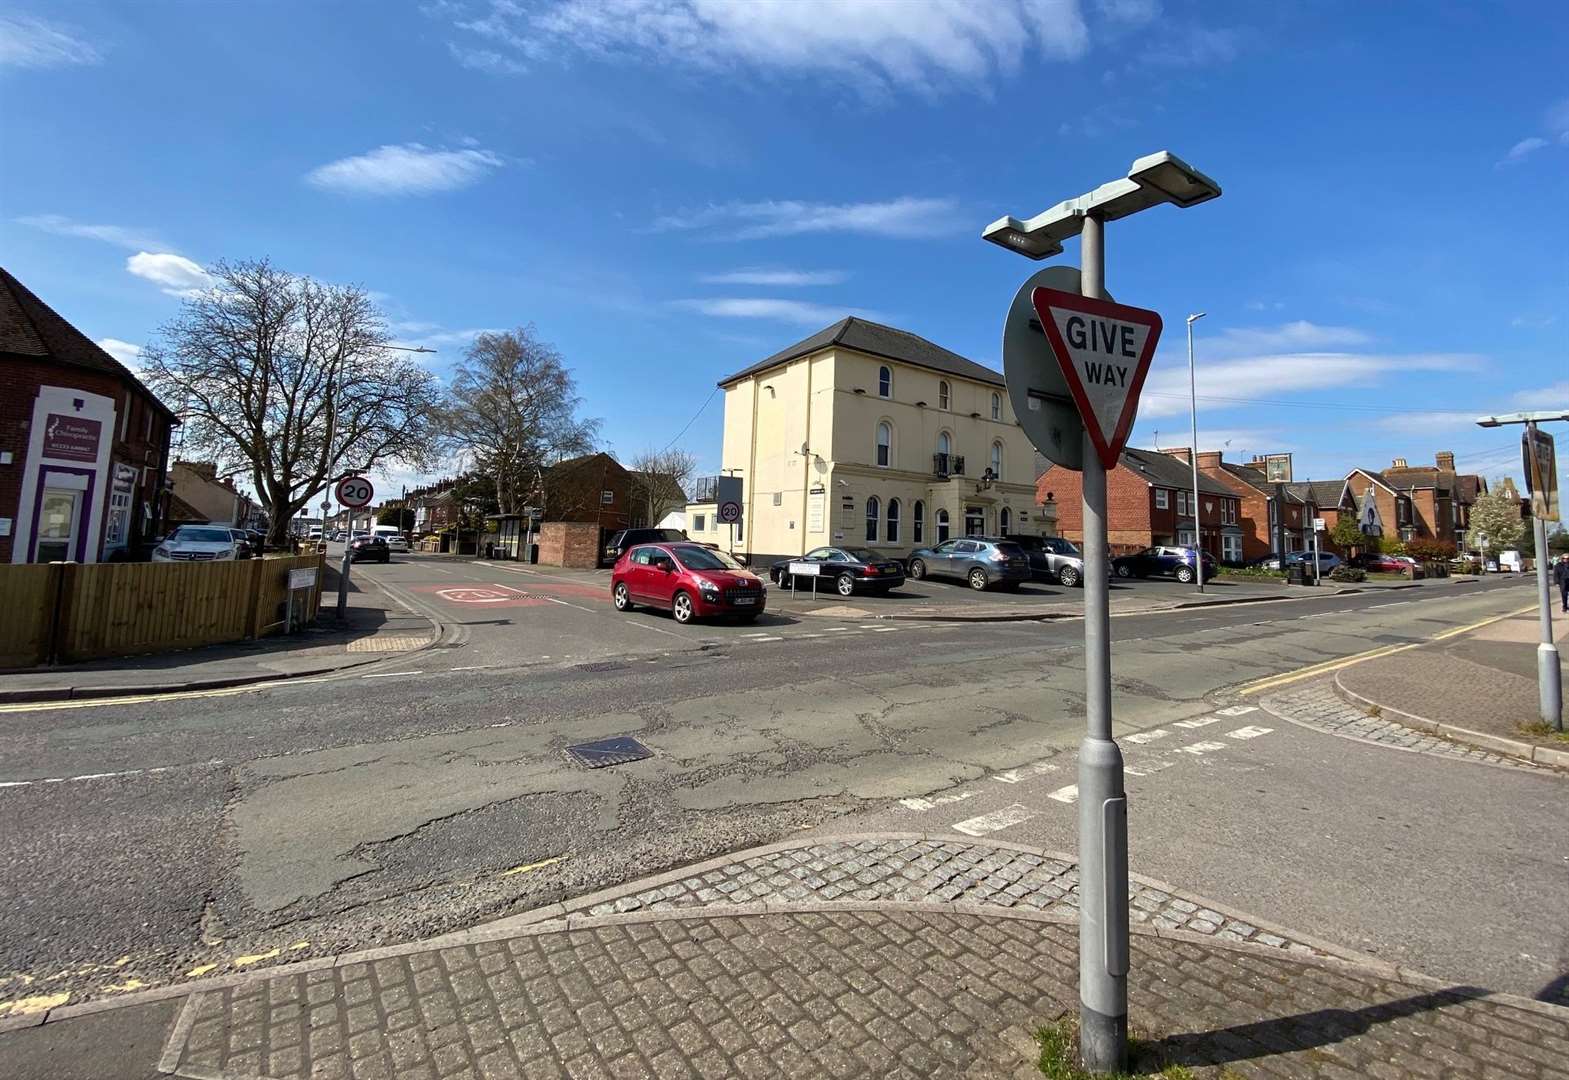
[968,568,989,591]
[1055,565,1079,588]
[1175,565,1194,583]
[1114,564,1133,578]
[613,583,633,611]
[836,572,855,597]
[672,591,695,624]
[909,559,927,580]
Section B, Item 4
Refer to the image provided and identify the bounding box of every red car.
[1357,553,1420,576]
[612,542,767,624]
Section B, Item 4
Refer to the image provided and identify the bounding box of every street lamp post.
[985,151,1221,1074]
[1476,411,1566,729]
[1186,313,1206,592]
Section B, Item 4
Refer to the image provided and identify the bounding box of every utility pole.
[1186,313,1206,591]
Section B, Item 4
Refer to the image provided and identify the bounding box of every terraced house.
[1338,452,1485,549]
[701,318,1053,565]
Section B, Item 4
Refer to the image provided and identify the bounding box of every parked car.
[769,546,905,595]
[1353,552,1409,574]
[348,535,390,563]
[383,534,409,553]
[1112,545,1217,583]
[152,525,244,562]
[1286,550,1342,572]
[906,537,1032,591]
[222,527,256,559]
[612,542,766,623]
[1001,533,1090,587]
[1245,554,1285,570]
[603,527,690,566]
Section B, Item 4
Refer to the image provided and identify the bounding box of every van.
[373,524,408,552]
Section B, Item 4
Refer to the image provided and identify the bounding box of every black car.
[769,546,906,596]
[603,527,689,566]
[348,535,391,563]
[1112,545,1217,583]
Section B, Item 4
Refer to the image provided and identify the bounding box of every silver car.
[152,525,241,562]
[1003,534,1087,587]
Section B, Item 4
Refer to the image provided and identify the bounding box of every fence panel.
[0,564,59,668]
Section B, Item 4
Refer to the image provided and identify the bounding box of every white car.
[383,535,409,552]
[153,525,242,562]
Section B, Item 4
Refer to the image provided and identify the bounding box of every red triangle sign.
[1030,286,1163,470]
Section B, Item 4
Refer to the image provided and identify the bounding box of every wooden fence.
[0,554,325,668]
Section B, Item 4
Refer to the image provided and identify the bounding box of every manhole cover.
[564,736,653,769]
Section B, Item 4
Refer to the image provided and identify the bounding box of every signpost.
[786,558,821,599]
[285,566,319,632]
[334,475,374,621]
[1522,424,1562,729]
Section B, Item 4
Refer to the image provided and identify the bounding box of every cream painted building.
[690,318,1055,563]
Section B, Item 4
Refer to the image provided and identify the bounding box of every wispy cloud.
[0,14,101,69]
[16,214,166,251]
[654,196,962,240]
[447,42,528,75]
[1498,136,1550,166]
[673,297,886,325]
[95,338,142,366]
[126,252,213,298]
[306,143,504,196]
[698,268,848,287]
[1204,320,1371,358]
[446,0,1089,97]
[1497,98,1569,166]
[1095,0,1161,25]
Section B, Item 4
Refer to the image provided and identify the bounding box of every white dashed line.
[1046,784,1080,804]
[1125,758,1177,777]
[953,803,1040,836]
[1216,705,1259,716]
[1226,725,1274,740]
[1124,729,1169,745]
[1173,716,1222,729]
[991,760,1058,784]
[1177,740,1228,754]
[745,636,783,643]
[871,627,900,632]
[900,790,977,812]
[363,671,422,678]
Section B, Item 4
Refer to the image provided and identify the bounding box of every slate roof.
[0,266,176,417]
[1381,465,1454,495]
[718,317,1004,389]
[1285,480,1346,508]
[1120,447,1233,496]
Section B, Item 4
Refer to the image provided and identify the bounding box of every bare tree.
[443,327,600,515]
[142,260,443,546]
[628,447,697,527]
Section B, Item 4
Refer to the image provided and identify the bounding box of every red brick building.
[1,268,177,563]
[1334,453,1485,550]
[1191,451,1309,561]
[1037,446,1242,561]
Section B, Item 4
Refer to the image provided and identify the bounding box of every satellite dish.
[799,442,811,456]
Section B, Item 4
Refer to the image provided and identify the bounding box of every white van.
[373,524,408,551]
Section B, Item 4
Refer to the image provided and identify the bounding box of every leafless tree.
[628,447,697,526]
[142,259,442,546]
[442,327,600,516]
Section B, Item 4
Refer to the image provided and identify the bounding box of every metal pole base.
[1539,644,1564,731]
[1079,1004,1129,1074]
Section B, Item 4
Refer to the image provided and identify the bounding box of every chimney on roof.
[1161,447,1193,464]
[1196,450,1223,469]
[1391,457,1407,469]
[1435,450,1455,471]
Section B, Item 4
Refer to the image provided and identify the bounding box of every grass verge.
[1035,1016,1202,1079]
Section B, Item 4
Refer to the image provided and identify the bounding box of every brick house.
[1187,451,1309,561]
[1335,453,1486,549]
[1037,446,1242,561]
[1285,480,1345,544]
[1,267,177,563]
[167,460,261,529]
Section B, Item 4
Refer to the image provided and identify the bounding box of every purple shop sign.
[43,413,102,462]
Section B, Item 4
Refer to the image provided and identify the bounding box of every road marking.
[900,790,977,812]
[447,665,492,671]
[500,854,569,877]
[362,671,422,678]
[233,947,280,967]
[184,964,218,978]
[823,627,852,632]
[1177,740,1228,754]
[1125,758,1177,777]
[740,632,773,638]
[991,761,1057,784]
[1046,784,1079,804]
[871,626,900,632]
[1124,729,1169,745]
[1301,612,1333,618]
[1216,705,1258,716]
[0,760,222,788]
[953,803,1039,836]
[1172,716,1222,729]
[1369,603,1402,610]
[794,633,824,639]
[1226,726,1274,739]
[1429,602,1536,640]
[745,636,784,643]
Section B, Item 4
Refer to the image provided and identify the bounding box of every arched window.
[990,441,1003,479]
[936,508,951,542]
[878,366,892,398]
[1000,506,1011,533]
[913,500,925,544]
[865,496,880,542]
[937,430,951,456]
[875,421,891,468]
[990,392,1002,421]
[886,498,901,543]
[938,381,950,410]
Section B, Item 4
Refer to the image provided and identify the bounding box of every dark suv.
[603,528,689,566]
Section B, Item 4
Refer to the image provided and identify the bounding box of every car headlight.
[154,545,170,557]
[699,582,720,596]
[218,547,234,557]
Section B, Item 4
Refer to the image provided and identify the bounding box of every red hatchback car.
[612,543,767,624]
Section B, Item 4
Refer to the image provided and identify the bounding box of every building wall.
[536,521,601,568]
[169,461,243,525]
[1038,464,1156,553]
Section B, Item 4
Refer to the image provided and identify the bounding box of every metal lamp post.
[1476,411,1567,729]
[985,151,1221,1073]
[1186,313,1206,591]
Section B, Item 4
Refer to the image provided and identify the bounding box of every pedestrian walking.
[1555,553,1569,613]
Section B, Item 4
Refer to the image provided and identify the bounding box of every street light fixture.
[984,150,1220,1075]
[1186,313,1207,593]
[382,344,437,354]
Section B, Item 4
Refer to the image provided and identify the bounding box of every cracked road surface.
[0,572,1545,1010]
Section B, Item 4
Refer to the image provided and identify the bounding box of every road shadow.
[1536,970,1569,1007]
[1145,985,1491,1069]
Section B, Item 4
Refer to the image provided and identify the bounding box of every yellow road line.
[501,854,569,877]
[1427,602,1537,640]
[0,677,334,714]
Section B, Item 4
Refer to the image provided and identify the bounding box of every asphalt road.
[0,569,1556,1013]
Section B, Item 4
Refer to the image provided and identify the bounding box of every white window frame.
[878,365,892,398]
[875,421,892,468]
[1222,534,1242,562]
[990,392,1001,421]
[693,514,706,531]
[1155,488,1169,510]
[990,441,1003,480]
[938,381,950,410]
[1176,490,1188,515]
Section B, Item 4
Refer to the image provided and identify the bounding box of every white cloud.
[16,213,166,250]
[1137,427,1281,457]
[1095,0,1160,24]
[1375,385,1569,435]
[95,338,142,365]
[1205,320,1371,357]
[673,297,885,325]
[0,14,101,69]
[447,42,528,75]
[1499,136,1550,166]
[450,0,1089,96]
[1547,98,1569,139]
[305,143,504,196]
[126,252,214,298]
[698,267,848,286]
[653,196,962,240]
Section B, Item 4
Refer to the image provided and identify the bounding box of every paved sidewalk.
[0,570,436,704]
[5,835,1566,1080]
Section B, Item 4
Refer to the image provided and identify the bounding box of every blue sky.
[3,1,1566,498]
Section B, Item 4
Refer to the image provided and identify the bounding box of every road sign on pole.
[718,500,742,524]
[1001,266,1106,471]
[336,475,374,509]
[1030,287,1163,470]
[1523,427,1559,523]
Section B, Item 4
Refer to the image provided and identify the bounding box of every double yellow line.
[1237,602,1538,696]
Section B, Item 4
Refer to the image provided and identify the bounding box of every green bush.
[1217,566,1286,579]
[1330,566,1367,582]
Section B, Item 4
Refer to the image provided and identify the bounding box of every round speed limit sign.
[718,500,741,523]
[336,475,375,509]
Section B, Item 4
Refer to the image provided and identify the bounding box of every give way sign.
[1031,287,1162,470]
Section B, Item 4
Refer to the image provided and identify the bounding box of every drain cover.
[564,736,653,769]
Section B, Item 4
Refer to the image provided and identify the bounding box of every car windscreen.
[1045,538,1081,555]
[993,542,1028,558]
[673,546,744,571]
[174,528,232,543]
[839,548,879,562]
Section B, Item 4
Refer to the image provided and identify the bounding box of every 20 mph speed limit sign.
[336,475,374,509]
[718,500,742,523]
